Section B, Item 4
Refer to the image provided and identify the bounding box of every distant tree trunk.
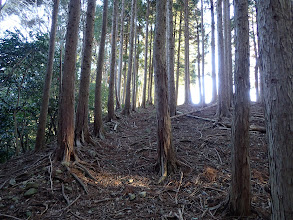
[131,3,137,111]
[116,0,125,109]
[167,0,176,116]
[122,24,129,105]
[154,0,178,182]
[251,12,259,102]
[201,0,205,105]
[142,0,149,108]
[229,0,251,215]
[196,19,202,104]
[147,25,153,105]
[256,1,293,219]
[216,0,230,118]
[56,0,80,162]
[94,0,108,138]
[175,9,182,106]
[75,0,96,147]
[114,14,119,110]
[107,0,118,121]
[184,0,191,104]
[210,0,217,103]
[35,0,59,151]
[122,0,136,115]
[224,0,232,105]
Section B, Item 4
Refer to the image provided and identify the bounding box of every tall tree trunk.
[94,0,108,138]
[229,0,251,215]
[107,0,118,121]
[131,3,137,111]
[147,25,153,105]
[251,11,259,102]
[196,19,202,105]
[75,0,96,147]
[256,1,293,219]
[35,0,59,151]
[167,0,176,116]
[122,24,129,105]
[201,0,205,105]
[154,0,178,183]
[223,0,232,105]
[210,0,217,103]
[142,0,149,108]
[175,9,182,106]
[184,0,191,104]
[216,0,230,118]
[116,0,125,109]
[122,0,136,115]
[56,0,80,162]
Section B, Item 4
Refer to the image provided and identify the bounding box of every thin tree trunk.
[216,0,230,118]
[94,0,108,138]
[256,1,293,219]
[107,0,118,121]
[210,0,217,103]
[75,0,96,147]
[196,19,202,105]
[122,0,136,115]
[131,3,137,111]
[167,0,176,116]
[35,0,59,150]
[122,25,129,105]
[201,0,205,105]
[229,0,251,215]
[184,0,191,104]
[142,0,149,108]
[56,0,81,162]
[175,9,182,106]
[147,25,153,105]
[154,0,178,182]
[116,0,125,109]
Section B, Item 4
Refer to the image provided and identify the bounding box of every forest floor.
[0,103,270,220]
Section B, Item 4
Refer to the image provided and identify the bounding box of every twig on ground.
[40,203,49,217]
[63,194,81,211]
[0,213,22,220]
[69,211,87,220]
[62,183,70,205]
[214,148,223,165]
[175,171,184,204]
[49,154,53,192]
[66,166,88,194]
[0,179,8,190]
[75,161,98,182]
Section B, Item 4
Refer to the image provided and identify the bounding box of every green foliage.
[0,30,60,161]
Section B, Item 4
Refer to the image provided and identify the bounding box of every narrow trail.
[0,104,270,219]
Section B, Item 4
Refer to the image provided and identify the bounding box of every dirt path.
[0,104,270,219]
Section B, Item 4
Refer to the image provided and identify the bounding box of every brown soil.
[0,103,270,220]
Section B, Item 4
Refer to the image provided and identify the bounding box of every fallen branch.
[63,194,81,211]
[171,103,217,119]
[66,166,88,194]
[175,171,184,204]
[75,161,98,182]
[61,183,70,205]
[0,213,22,220]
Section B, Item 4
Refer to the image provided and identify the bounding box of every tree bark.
[256,1,293,219]
[147,25,153,105]
[131,3,137,111]
[229,0,251,216]
[116,0,125,109]
[175,8,182,106]
[167,0,176,116]
[122,0,136,115]
[56,0,80,162]
[35,0,59,151]
[94,0,108,138]
[201,0,205,105]
[107,0,118,121]
[210,0,217,103]
[216,0,230,118]
[75,0,96,147]
[154,0,178,182]
[184,0,191,104]
[141,0,149,108]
